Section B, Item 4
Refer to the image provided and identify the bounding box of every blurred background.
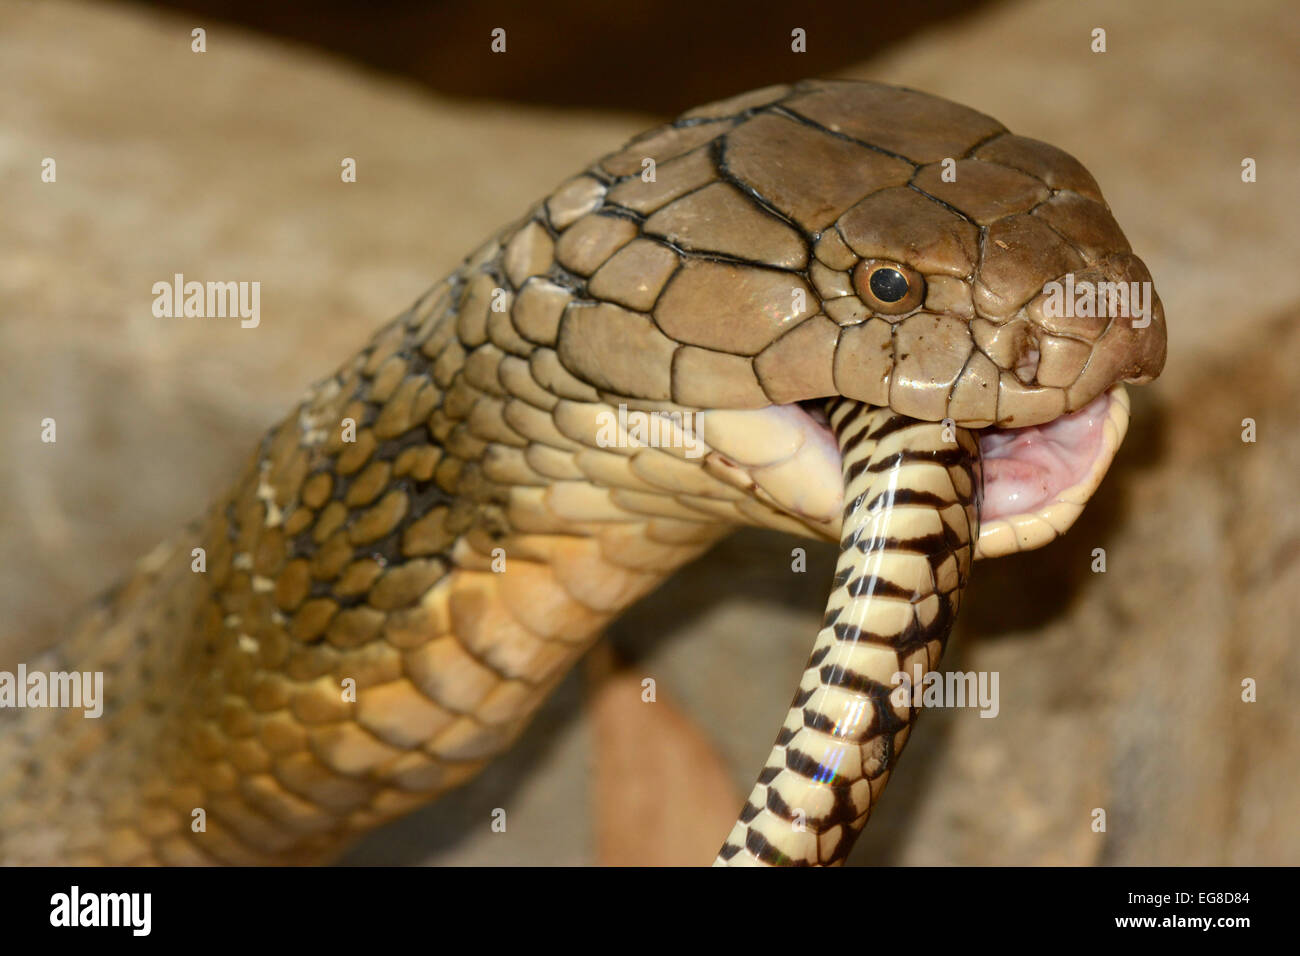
[2,0,1297,864]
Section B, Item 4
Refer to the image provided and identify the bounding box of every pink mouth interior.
[977,391,1109,521]
[787,391,1112,526]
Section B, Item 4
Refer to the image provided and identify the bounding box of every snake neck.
[0,250,738,864]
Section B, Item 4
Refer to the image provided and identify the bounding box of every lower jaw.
[712,385,1131,559]
[970,384,1130,557]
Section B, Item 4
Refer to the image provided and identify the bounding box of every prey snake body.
[0,80,1166,866]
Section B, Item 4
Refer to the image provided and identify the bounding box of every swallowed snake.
[0,80,1166,866]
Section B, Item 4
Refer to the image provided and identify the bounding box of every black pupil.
[869,267,909,303]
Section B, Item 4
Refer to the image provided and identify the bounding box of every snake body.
[0,80,1165,865]
[717,402,979,865]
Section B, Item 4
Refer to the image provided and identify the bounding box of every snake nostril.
[1014,345,1041,384]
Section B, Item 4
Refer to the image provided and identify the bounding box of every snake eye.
[852,259,925,315]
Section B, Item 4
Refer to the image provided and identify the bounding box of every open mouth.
[971,386,1130,556]
[979,388,1119,520]
[705,385,1130,559]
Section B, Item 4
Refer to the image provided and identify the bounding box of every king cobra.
[0,80,1166,866]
